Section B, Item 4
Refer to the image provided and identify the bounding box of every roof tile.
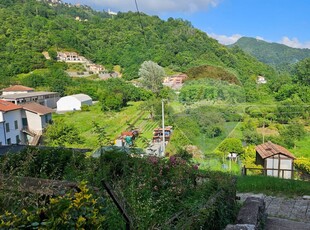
[0,100,22,112]
[255,141,295,159]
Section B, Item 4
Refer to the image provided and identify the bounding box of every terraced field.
[52,102,160,150]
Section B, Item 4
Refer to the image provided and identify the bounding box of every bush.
[0,182,106,229]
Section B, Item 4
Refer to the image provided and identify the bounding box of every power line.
[134,0,148,51]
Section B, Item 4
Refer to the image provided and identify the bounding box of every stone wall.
[225,196,266,230]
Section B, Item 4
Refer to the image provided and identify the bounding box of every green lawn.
[237,175,310,197]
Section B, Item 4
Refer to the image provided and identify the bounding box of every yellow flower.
[50,198,58,204]
[84,194,92,200]
[4,211,11,216]
[77,216,86,223]
[21,209,28,215]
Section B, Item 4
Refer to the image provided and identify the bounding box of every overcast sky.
[63,0,310,48]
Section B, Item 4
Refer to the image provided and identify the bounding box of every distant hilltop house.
[257,75,267,84]
[75,16,88,22]
[57,51,86,63]
[1,85,34,96]
[107,9,117,16]
[56,94,92,112]
[37,0,62,5]
[163,73,188,90]
[255,141,295,179]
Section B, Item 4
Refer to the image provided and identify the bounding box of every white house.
[0,100,24,145]
[1,85,34,96]
[22,102,54,146]
[257,76,267,84]
[22,103,53,133]
[57,94,92,112]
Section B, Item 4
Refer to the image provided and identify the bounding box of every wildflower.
[192,164,199,170]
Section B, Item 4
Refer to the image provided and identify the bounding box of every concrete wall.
[24,111,43,133]
[3,110,23,144]
[0,122,5,145]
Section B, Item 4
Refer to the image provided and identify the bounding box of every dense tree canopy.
[0,0,275,85]
[138,60,165,95]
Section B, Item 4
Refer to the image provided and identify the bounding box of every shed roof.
[0,100,22,112]
[1,91,58,99]
[2,85,34,92]
[255,141,295,159]
[62,94,92,102]
[22,102,54,115]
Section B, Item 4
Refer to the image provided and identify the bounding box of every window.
[0,142,2,146]
[5,123,10,132]
[7,138,11,145]
[16,135,20,144]
[14,120,18,129]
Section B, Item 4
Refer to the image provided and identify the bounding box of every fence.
[241,166,302,179]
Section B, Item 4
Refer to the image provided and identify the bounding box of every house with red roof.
[1,85,34,96]
[0,99,54,146]
[0,100,24,145]
[255,141,296,179]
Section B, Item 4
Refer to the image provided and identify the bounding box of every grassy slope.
[52,102,159,149]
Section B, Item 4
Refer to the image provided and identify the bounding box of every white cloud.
[255,36,264,41]
[64,0,219,14]
[208,33,242,45]
[280,36,310,49]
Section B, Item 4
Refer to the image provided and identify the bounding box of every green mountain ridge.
[230,37,310,71]
[0,0,275,86]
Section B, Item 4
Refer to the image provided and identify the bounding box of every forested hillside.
[0,0,275,85]
[230,37,310,71]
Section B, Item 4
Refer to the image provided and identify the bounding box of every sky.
[63,0,310,48]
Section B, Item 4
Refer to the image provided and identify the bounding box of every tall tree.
[138,60,165,96]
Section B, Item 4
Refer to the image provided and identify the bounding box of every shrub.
[0,182,105,229]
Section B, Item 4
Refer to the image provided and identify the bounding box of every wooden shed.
[255,141,295,179]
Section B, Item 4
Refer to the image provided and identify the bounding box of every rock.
[225,224,255,230]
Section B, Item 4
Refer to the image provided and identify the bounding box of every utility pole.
[161,99,165,156]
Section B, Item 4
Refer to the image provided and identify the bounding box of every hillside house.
[56,94,92,112]
[57,52,85,62]
[163,73,188,89]
[2,85,34,96]
[0,100,24,145]
[22,103,53,146]
[88,64,105,74]
[255,141,295,179]
[257,76,267,84]
[1,92,59,109]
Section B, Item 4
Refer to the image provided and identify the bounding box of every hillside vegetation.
[0,0,275,85]
[231,37,310,71]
